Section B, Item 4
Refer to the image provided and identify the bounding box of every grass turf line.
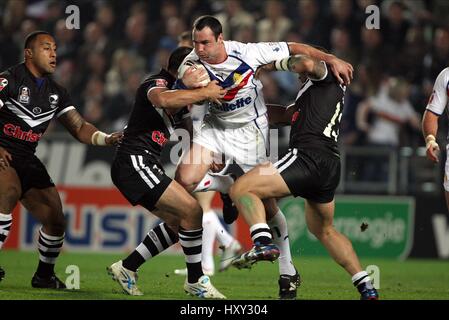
[0,250,448,300]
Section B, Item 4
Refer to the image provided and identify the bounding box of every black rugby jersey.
[289,63,345,155]
[0,63,74,157]
[117,69,189,158]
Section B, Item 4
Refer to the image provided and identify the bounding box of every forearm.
[59,109,113,146]
[59,109,95,144]
[76,121,99,144]
[65,119,106,145]
[267,104,294,126]
[422,110,439,139]
[288,43,333,63]
[158,89,208,109]
[278,55,327,79]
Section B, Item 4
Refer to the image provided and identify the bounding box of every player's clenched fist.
[181,63,210,88]
[425,134,440,163]
[202,80,227,105]
[105,131,124,146]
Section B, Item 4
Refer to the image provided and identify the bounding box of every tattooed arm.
[58,109,122,146]
[287,43,353,85]
[273,54,327,80]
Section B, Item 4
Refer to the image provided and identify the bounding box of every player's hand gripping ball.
[178,60,210,88]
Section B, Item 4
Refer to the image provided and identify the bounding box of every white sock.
[193,172,234,193]
[249,223,272,243]
[201,210,217,272]
[207,211,233,247]
[0,213,12,250]
[352,271,372,287]
[268,209,296,276]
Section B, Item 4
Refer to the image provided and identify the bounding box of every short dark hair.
[24,31,51,49]
[168,46,193,73]
[193,15,222,39]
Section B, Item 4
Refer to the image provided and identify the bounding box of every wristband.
[274,57,290,71]
[91,131,109,146]
[425,134,438,150]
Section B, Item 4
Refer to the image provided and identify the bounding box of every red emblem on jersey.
[0,78,8,91]
[151,131,168,146]
[222,71,253,101]
[3,124,42,142]
[155,79,168,88]
[291,111,300,123]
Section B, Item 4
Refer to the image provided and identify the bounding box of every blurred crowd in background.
[1,0,448,150]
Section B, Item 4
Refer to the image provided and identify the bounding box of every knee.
[175,169,200,191]
[0,186,21,209]
[42,210,66,234]
[229,180,246,201]
[309,225,333,241]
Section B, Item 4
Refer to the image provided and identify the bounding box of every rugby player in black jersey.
[229,53,379,300]
[0,31,122,288]
[107,46,228,298]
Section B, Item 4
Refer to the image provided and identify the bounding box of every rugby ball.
[178,60,210,88]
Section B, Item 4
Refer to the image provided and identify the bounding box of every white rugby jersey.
[426,67,449,116]
[182,41,290,124]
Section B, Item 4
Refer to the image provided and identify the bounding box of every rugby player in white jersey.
[175,16,353,299]
[422,67,449,210]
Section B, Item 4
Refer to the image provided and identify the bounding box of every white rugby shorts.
[193,114,269,173]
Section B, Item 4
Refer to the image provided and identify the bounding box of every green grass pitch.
[0,250,448,300]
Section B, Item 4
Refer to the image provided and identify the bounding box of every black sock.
[0,213,12,250]
[250,223,273,245]
[178,227,203,283]
[123,222,178,272]
[36,228,64,278]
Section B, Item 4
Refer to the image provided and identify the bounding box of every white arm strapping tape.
[425,134,438,150]
[274,57,290,71]
[91,131,109,146]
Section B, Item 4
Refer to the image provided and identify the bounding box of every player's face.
[193,27,224,63]
[30,35,57,75]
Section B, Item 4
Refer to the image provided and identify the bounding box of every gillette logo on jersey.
[204,57,256,115]
[215,96,252,112]
[3,123,42,142]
